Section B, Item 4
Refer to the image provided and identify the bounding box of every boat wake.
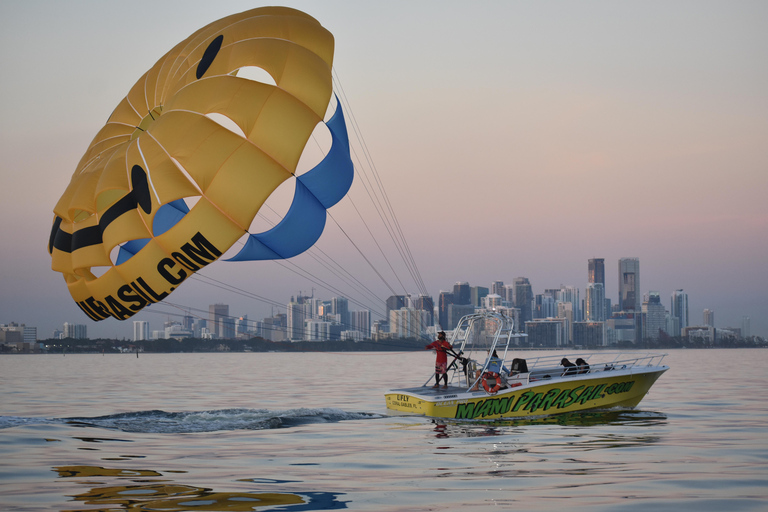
[0,408,383,434]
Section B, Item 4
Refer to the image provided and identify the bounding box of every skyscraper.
[585,283,606,322]
[671,290,689,334]
[453,282,471,305]
[330,297,349,326]
[209,303,229,338]
[385,295,406,322]
[414,295,434,327]
[588,258,605,285]
[287,301,306,341]
[703,309,714,327]
[741,316,751,338]
[351,309,371,337]
[618,258,640,312]
[133,321,149,341]
[470,286,489,308]
[513,277,533,325]
[438,291,454,329]
[643,292,666,340]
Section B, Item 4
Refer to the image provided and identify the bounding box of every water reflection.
[53,465,346,511]
[428,409,668,438]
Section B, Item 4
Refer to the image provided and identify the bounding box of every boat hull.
[385,366,667,420]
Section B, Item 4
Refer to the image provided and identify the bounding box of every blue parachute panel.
[228,180,327,261]
[298,101,354,209]
[153,199,190,236]
[227,97,353,262]
[116,238,150,265]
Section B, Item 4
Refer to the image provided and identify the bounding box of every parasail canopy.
[48,7,353,321]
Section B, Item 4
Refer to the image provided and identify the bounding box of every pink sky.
[1,1,766,339]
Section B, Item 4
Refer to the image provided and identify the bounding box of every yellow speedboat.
[385,311,668,420]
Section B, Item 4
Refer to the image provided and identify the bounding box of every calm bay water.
[1,349,766,511]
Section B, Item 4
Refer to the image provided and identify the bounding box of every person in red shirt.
[425,331,452,389]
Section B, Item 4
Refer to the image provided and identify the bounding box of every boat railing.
[442,351,667,390]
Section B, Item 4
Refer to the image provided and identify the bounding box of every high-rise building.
[414,295,434,328]
[453,282,471,305]
[63,322,88,339]
[209,304,229,339]
[235,316,250,337]
[385,295,407,321]
[741,316,751,339]
[588,258,605,286]
[484,294,503,310]
[133,321,149,341]
[585,283,606,322]
[642,291,666,340]
[703,309,715,327]
[557,286,581,322]
[513,277,533,325]
[390,308,428,339]
[671,290,689,334]
[535,293,557,319]
[447,303,475,329]
[573,321,605,346]
[470,286,489,308]
[287,301,306,341]
[525,318,566,347]
[438,291,454,329]
[330,297,349,326]
[351,309,371,337]
[491,281,505,297]
[618,258,640,312]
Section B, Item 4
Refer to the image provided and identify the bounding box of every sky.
[1,0,766,340]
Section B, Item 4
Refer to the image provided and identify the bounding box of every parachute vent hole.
[235,66,277,86]
[249,178,296,233]
[90,266,110,278]
[296,121,332,176]
[205,113,246,138]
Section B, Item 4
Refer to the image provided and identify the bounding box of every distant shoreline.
[3,335,766,355]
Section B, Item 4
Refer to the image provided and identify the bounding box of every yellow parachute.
[48,7,353,321]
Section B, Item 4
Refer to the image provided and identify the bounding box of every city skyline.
[13,255,758,344]
[1,2,766,339]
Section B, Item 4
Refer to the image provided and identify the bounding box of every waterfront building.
[471,286,489,308]
[209,304,229,339]
[642,292,666,341]
[671,290,689,334]
[63,322,88,339]
[133,321,149,341]
[390,307,428,339]
[350,309,371,338]
[453,282,471,305]
[606,312,638,344]
[513,277,533,325]
[573,321,605,347]
[330,297,349,326]
[588,258,605,286]
[703,309,715,327]
[483,293,503,310]
[585,283,606,322]
[447,303,475,330]
[386,295,407,322]
[525,318,566,347]
[742,316,751,339]
[618,258,641,312]
[287,301,307,341]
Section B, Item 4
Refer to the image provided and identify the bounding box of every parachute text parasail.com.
[76,232,221,321]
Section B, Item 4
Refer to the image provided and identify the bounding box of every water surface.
[1,349,766,511]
